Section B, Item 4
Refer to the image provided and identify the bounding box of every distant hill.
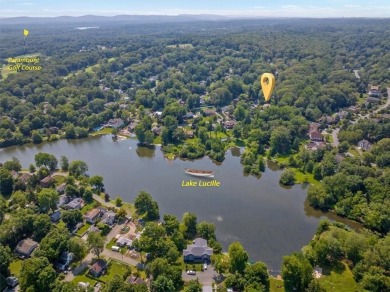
[0,14,228,25]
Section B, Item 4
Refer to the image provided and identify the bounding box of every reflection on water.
[230,147,241,157]
[266,160,281,171]
[136,146,156,158]
[303,200,363,231]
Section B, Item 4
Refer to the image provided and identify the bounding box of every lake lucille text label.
[181,180,221,187]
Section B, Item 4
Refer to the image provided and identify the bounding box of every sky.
[0,0,390,18]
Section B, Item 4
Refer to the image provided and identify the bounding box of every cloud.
[344,4,361,8]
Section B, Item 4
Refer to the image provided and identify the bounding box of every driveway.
[182,265,218,286]
[331,128,340,147]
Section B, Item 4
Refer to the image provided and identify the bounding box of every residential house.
[320,114,339,125]
[347,106,359,113]
[308,123,323,142]
[57,195,69,208]
[89,259,107,277]
[305,142,326,151]
[358,139,372,151]
[65,198,83,210]
[127,276,146,285]
[54,251,74,271]
[224,120,237,129]
[106,118,124,129]
[56,183,66,194]
[116,236,133,247]
[15,239,38,258]
[85,208,101,224]
[49,127,59,134]
[182,112,194,120]
[50,210,61,223]
[88,225,100,234]
[40,176,53,188]
[366,96,380,104]
[10,170,19,180]
[18,173,31,184]
[369,85,381,97]
[6,277,18,288]
[101,211,116,226]
[309,131,323,142]
[183,238,213,263]
[185,130,194,138]
[203,108,216,116]
[152,126,161,136]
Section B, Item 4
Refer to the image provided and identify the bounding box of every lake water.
[0,135,361,270]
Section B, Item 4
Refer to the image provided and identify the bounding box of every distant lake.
[0,136,362,271]
[75,27,99,30]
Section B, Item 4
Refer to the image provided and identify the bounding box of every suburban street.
[330,89,390,148]
[65,220,139,282]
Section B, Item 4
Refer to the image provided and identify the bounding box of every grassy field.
[1,53,41,80]
[9,259,23,277]
[90,127,113,136]
[319,263,362,292]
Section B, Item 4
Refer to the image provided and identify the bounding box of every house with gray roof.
[183,238,213,263]
[15,239,38,258]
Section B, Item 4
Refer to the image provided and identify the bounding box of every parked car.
[187,270,196,275]
[203,263,207,270]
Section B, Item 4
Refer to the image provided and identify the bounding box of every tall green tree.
[37,189,59,213]
[282,253,313,291]
[19,257,56,292]
[87,231,104,258]
[228,242,249,275]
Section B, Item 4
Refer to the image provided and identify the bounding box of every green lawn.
[270,277,285,292]
[90,127,113,136]
[9,259,23,277]
[1,65,17,80]
[293,169,320,186]
[81,203,95,215]
[319,263,363,292]
[85,64,100,73]
[99,260,131,283]
[52,175,66,185]
[105,238,117,250]
[76,223,92,236]
[153,136,162,144]
[349,147,360,157]
[72,273,98,286]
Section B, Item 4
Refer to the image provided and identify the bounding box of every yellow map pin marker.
[260,73,276,102]
[23,29,29,37]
